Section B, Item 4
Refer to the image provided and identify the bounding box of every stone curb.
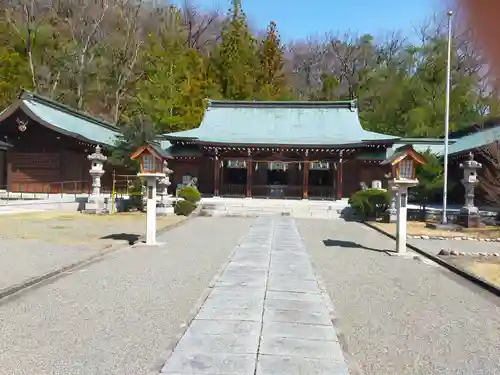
[303,233,365,375]
[407,235,500,242]
[364,221,500,299]
[0,215,190,301]
[438,250,500,257]
[149,221,252,375]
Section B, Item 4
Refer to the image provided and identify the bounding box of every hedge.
[174,200,196,216]
[178,186,201,203]
[348,188,390,219]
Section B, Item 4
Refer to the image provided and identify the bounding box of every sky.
[172,0,449,42]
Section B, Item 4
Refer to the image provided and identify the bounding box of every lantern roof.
[131,141,172,161]
[380,145,426,166]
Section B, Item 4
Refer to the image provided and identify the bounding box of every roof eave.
[185,139,392,148]
[19,102,117,147]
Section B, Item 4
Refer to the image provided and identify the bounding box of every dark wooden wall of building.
[0,110,117,192]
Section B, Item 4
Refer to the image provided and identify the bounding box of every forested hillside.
[1,0,498,139]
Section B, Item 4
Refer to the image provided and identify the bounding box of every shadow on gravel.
[101,233,140,245]
[323,239,392,253]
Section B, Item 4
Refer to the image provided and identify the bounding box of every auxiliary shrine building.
[0,91,459,200]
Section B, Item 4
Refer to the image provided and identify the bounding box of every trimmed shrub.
[178,186,201,203]
[348,188,390,219]
[174,199,196,216]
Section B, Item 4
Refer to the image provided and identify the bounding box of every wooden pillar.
[214,149,220,197]
[246,153,252,198]
[303,150,309,199]
[337,152,343,200]
[331,161,336,201]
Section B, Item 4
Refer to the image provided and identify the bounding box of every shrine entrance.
[267,169,288,186]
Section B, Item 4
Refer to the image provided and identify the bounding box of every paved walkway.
[299,219,500,375]
[161,217,349,374]
[0,217,254,375]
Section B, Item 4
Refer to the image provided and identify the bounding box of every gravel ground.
[298,219,500,375]
[0,212,184,291]
[409,238,500,255]
[0,216,254,375]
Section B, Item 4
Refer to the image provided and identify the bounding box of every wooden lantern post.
[131,144,169,246]
[381,146,426,254]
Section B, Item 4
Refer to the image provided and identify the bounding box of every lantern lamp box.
[380,145,426,184]
[131,142,171,178]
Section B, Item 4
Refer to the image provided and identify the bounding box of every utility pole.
[442,10,453,225]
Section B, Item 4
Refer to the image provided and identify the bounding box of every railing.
[112,174,143,197]
[308,186,335,200]
[3,180,91,198]
[220,184,246,197]
[252,185,303,199]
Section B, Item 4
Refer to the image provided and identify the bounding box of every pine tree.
[256,21,290,99]
[212,0,258,100]
[127,7,217,133]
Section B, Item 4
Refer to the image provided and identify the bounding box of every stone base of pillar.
[383,209,397,223]
[83,197,108,214]
[458,209,485,228]
[157,202,174,216]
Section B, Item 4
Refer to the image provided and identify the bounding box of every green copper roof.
[387,138,449,157]
[449,126,500,156]
[0,90,121,147]
[163,100,399,146]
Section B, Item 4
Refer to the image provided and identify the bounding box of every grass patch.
[0,211,186,247]
[445,256,500,288]
[370,221,500,238]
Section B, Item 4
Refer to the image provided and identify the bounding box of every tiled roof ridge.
[19,89,120,132]
[207,99,358,110]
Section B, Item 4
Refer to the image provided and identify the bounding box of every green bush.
[179,186,201,203]
[348,188,390,219]
[126,179,145,212]
[174,199,196,216]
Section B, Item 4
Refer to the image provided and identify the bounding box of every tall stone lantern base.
[458,207,485,228]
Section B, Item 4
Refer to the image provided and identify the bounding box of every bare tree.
[478,140,500,206]
[285,38,327,98]
[327,32,376,99]
[5,0,53,91]
[57,0,109,110]
[180,0,221,51]
[106,0,144,123]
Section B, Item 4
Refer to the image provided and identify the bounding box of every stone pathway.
[160,217,349,375]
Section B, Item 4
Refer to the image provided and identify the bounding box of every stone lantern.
[84,145,108,214]
[130,143,169,245]
[381,145,426,254]
[157,160,174,215]
[458,152,484,228]
[384,173,398,223]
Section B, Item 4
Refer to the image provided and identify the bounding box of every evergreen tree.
[0,13,31,108]
[212,0,258,100]
[255,21,290,99]
[128,8,218,133]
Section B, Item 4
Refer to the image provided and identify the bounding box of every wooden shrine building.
[161,100,401,200]
[0,90,121,193]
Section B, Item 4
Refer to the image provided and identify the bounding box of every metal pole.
[442,10,453,225]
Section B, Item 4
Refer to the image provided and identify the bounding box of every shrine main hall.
[161,99,420,200]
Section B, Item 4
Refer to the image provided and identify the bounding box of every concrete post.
[138,173,165,246]
[396,186,408,254]
[145,176,157,245]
